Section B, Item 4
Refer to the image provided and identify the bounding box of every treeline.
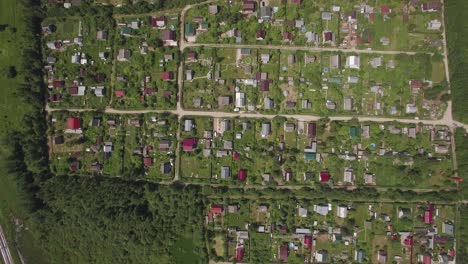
[445,0,468,123]
[44,0,201,17]
[455,128,468,198]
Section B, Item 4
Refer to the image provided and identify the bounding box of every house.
[184,119,193,132]
[186,70,193,80]
[346,56,360,69]
[442,221,454,236]
[96,30,107,41]
[320,171,330,183]
[380,6,391,14]
[182,138,197,152]
[117,49,131,61]
[261,97,274,111]
[69,161,79,172]
[326,100,336,110]
[221,166,231,179]
[238,169,247,181]
[427,19,442,30]
[260,54,270,63]
[223,140,233,150]
[322,12,332,21]
[162,30,177,46]
[143,157,153,167]
[210,204,223,214]
[162,71,173,81]
[316,249,328,263]
[208,4,218,15]
[50,94,62,102]
[314,204,329,216]
[283,31,293,42]
[355,249,365,263]
[94,87,104,97]
[330,55,341,69]
[435,144,449,154]
[150,16,166,28]
[410,80,423,93]
[337,205,348,218]
[370,57,383,68]
[422,253,432,264]
[89,163,103,173]
[284,169,293,182]
[235,92,245,108]
[236,248,244,262]
[261,122,271,137]
[67,117,81,131]
[377,250,387,263]
[159,139,171,151]
[350,127,359,138]
[406,104,418,114]
[120,26,134,36]
[364,173,375,184]
[305,31,319,43]
[362,126,370,138]
[408,127,417,138]
[218,96,231,107]
[243,0,255,13]
[322,31,335,43]
[422,204,434,224]
[279,246,288,262]
[114,90,125,98]
[307,122,316,138]
[344,97,353,111]
[421,2,440,12]
[160,162,172,174]
[256,30,266,40]
[54,136,64,145]
[344,168,355,184]
[284,123,295,132]
[259,6,273,20]
[259,80,270,91]
[298,207,308,217]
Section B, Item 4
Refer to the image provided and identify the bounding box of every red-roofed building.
[381,6,392,14]
[323,31,334,42]
[320,171,330,183]
[404,236,413,246]
[143,157,153,167]
[162,71,173,81]
[283,31,293,42]
[150,16,166,28]
[187,51,197,60]
[279,246,288,262]
[182,138,197,152]
[236,248,244,262]
[422,204,434,224]
[421,2,440,12]
[115,90,125,97]
[233,152,239,160]
[260,80,270,91]
[210,204,223,214]
[67,117,81,130]
[308,122,316,138]
[279,224,287,234]
[243,0,255,12]
[52,80,65,88]
[422,254,431,264]
[449,249,456,258]
[256,30,266,40]
[410,80,423,88]
[304,235,312,249]
[238,169,247,181]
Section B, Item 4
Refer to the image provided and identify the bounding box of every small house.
[182,138,197,152]
[346,56,360,69]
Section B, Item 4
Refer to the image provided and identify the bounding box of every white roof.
[346,56,360,69]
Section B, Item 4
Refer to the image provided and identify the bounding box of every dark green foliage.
[445,0,468,123]
[455,128,468,198]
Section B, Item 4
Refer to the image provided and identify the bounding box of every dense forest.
[445,0,468,123]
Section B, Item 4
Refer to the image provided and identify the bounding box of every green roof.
[120,27,134,36]
[350,127,359,138]
[329,77,342,84]
[185,23,195,35]
[240,48,251,55]
[305,152,316,161]
[201,22,209,29]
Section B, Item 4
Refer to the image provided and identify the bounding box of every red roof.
[320,171,330,183]
[422,2,440,11]
[210,204,223,214]
[52,80,65,88]
[115,90,125,97]
[422,210,433,224]
[187,51,197,60]
[260,80,270,91]
[403,236,413,246]
[243,0,255,11]
[238,169,247,181]
[150,16,166,27]
[324,31,333,41]
[233,152,239,160]
[144,88,157,95]
[67,117,81,130]
[308,122,316,138]
[410,80,423,88]
[236,248,244,262]
[283,31,293,41]
[143,157,153,167]
[381,6,391,14]
[292,0,302,4]
[162,71,173,81]
[279,246,288,261]
[304,235,312,249]
[182,138,196,151]
[256,30,266,39]
[423,255,431,264]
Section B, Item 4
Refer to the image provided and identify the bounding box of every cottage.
[435,144,449,154]
[421,2,440,12]
[377,250,387,263]
[427,19,442,30]
[323,31,335,43]
[279,246,288,262]
[362,126,370,138]
[322,12,332,21]
[235,92,245,108]
[284,123,295,132]
[221,166,231,179]
[210,204,223,214]
[316,249,328,263]
[243,0,256,13]
[159,139,171,151]
[160,162,172,174]
[264,97,274,110]
[208,4,218,15]
[89,163,103,173]
[298,207,308,217]
[238,169,247,181]
[284,169,293,182]
[184,119,194,132]
[370,57,383,68]
[256,30,266,40]
[364,173,375,185]
[261,122,271,137]
[346,56,360,69]
[260,54,270,64]
[150,16,166,28]
[344,97,353,111]
[314,204,329,216]
[329,55,341,69]
[355,249,365,263]
[162,71,173,81]
[120,26,134,36]
[54,136,64,145]
[406,104,417,114]
[283,31,293,42]
[259,6,273,20]
[218,96,231,107]
[66,117,81,132]
[337,205,348,218]
[182,138,197,152]
[442,221,454,236]
[162,30,177,46]
[96,30,107,41]
[343,168,355,184]
[117,49,131,61]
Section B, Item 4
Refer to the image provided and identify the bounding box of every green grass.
[171,236,202,264]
